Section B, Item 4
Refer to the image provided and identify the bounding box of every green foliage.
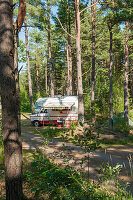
[97,163,132,199]
[20,86,31,112]
[69,126,101,154]
[19,72,31,112]
[25,153,90,200]
[18,0,133,127]
[98,163,123,180]
[0,119,3,146]
[24,151,132,200]
[38,127,68,138]
[101,138,128,145]
[66,126,101,179]
[113,116,131,135]
[0,120,4,165]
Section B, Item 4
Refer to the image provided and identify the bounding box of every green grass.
[100,135,133,146]
[23,149,133,200]
[129,110,133,121]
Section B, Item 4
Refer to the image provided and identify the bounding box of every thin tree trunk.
[131,70,133,106]
[35,47,40,94]
[14,25,22,134]
[64,43,67,94]
[75,0,84,122]
[67,39,69,92]
[13,0,26,139]
[124,21,129,122]
[72,50,76,95]
[109,28,113,128]
[91,0,96,124]
[114,55,115,73]
[45,56,48,96]
[47,0,54,97]
[0,1,23,199]
[67,0,73,96]
[25,19,34,113]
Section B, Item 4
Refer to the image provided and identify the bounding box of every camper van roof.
[44,102,74,109]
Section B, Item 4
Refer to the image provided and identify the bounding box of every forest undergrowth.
[1,117,133,199]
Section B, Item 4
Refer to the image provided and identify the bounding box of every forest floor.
[20,115,133,196]
[0,115,133,199]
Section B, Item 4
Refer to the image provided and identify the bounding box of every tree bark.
[14,27,21,132]
[131,70,133,106]
[45,56,48,96]
[0,1,23,199]
[64,42,67,95]
[109,28,113,128]
[35,47,40,94]
[14,0,26,33]
[67,0,73,96]
[75,0,84,122]
[13,0,26,132]
[91,0,96,124]
[25,19,34,113]
[124,21,129,122]
[47,0,54,97]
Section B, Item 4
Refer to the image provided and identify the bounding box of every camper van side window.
[40,109,44,113]
[40,109,48,113]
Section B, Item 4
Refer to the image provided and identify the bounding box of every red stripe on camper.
[31,115,78,118]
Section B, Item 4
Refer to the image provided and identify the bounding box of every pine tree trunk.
[47,0,54,97]
[75,0,84,122]
[14,25,21,135]
[35,47,40,94]
[109,28,113,128]
[131,70,133,106]
[72,50,76,95]
[0,1,23,199]
[91,0,96,124]
[25,19,34,113]
[124,21,129,122]
[64,43,67,94]
[67,0,73,96]
[45,56,48,95]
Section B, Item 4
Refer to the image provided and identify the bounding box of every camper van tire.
[33,121,40,127]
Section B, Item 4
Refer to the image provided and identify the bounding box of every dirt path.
[22,132,132,168]
[22,132,133,189]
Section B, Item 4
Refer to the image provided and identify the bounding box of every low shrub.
[39,127,68,138]
[24,151,132,200]
[113,116,130,135]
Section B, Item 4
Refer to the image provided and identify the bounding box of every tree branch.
[52,14,76,40]
[80,0,100,15]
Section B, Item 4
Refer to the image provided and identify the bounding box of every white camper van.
[30,96,78,127]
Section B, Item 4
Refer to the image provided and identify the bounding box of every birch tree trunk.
[124,21,129,122]
[0,1,23,199]
[25,19,34,113]
[75,0,84,122]
[91,0,96,124]
[47,0,54,97]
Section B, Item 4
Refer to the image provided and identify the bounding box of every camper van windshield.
[35,102,41,109]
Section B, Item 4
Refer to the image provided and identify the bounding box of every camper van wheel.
[34,121,40,127]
